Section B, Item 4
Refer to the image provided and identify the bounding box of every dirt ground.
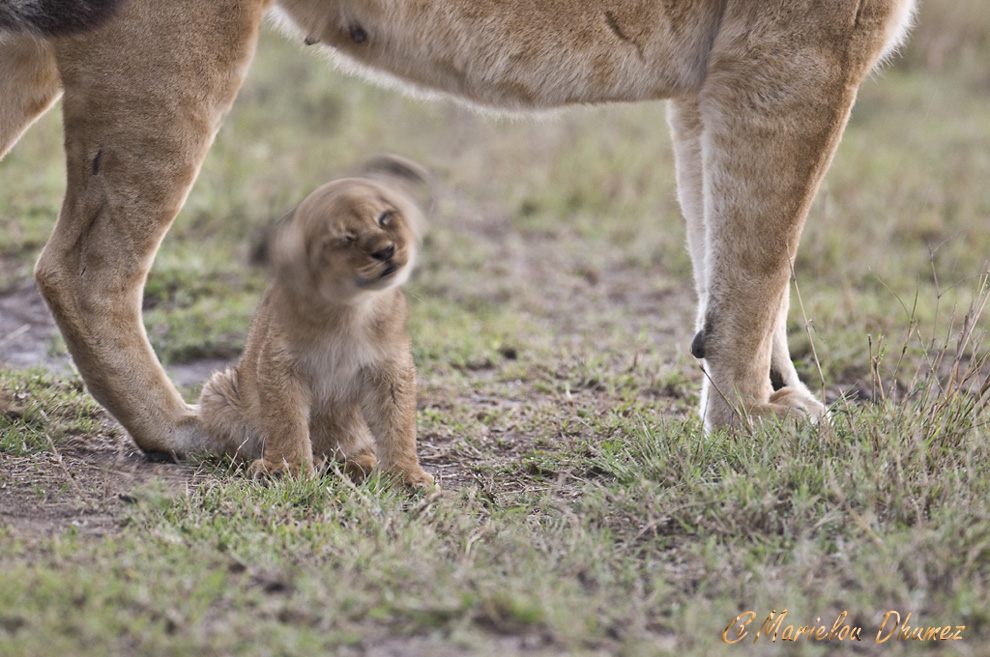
[0,283,70,375]
[0,283,202,539]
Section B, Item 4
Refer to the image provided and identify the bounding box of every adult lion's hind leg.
[35,0,270,457]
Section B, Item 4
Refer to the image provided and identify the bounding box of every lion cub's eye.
[377,211,394,227]
[338,234,356,246]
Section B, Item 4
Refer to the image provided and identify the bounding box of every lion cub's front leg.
[361,354,433,489]
[246,342,316,480]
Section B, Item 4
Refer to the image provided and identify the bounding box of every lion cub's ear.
[361,154,431,191]
[361,154,434,221]
[249,208,296,268]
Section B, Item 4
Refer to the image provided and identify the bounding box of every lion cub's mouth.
[355,259,406,289]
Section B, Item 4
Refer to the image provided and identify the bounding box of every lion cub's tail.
[0,0,124,36]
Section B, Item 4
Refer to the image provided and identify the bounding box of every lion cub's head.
[274,177,425,305]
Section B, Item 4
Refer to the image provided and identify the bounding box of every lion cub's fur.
[198,170,432,485]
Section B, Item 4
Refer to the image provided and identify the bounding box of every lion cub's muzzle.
[371,242,399,277]
[358,237,409,288]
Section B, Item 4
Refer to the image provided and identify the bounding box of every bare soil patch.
[0,398,506,542]
[0,282,68,375]
[0,430,202,541]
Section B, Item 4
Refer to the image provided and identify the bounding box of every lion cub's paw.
[341,452,379,483]
[247,457,315,480]
[401,467,436,490]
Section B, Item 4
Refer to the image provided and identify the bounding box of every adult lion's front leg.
[34,0,271,456]
[676,2,902,430]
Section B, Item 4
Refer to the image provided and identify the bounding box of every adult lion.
[1,0,915,456]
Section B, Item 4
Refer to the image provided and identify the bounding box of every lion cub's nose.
[371,243,395,261]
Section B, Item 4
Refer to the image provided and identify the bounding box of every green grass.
[0,368,107,456]
[2,1,990,654]
[2,337,987,655]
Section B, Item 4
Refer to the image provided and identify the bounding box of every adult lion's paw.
[706,385,829,431]
[732,388,828,430]
[767,386,828,424]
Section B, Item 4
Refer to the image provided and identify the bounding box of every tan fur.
[0,35,61,157]
[198,177,432,485]
[0,0,916,451]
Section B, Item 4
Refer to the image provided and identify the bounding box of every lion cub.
[198,168,432,487]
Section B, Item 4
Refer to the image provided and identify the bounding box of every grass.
[0,368,107,456]
[2,1,990,654]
